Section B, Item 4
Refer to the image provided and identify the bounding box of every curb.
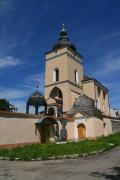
[0,149,104,161]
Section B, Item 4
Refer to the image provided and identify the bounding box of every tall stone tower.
[45,24,83,112]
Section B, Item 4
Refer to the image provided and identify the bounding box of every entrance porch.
[35,117,58,143]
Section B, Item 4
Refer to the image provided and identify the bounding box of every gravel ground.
[0,147,120,180]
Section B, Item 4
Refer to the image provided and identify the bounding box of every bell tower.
[45,24,84,112]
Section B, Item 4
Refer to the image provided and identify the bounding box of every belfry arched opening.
[49,87,63,100]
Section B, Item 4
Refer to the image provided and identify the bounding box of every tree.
[0,99,17,112]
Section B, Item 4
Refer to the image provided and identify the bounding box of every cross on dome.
[53,24,76,52]
[61,23,66,32]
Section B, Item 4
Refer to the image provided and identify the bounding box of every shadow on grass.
[90,166,120,180]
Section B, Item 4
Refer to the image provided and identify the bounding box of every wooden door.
[41,125,50,143]
[78,124,86,140]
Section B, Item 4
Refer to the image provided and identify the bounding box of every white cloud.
[105,82,120,92]
[10,99,26,113]
[0,87,27,99]
[18,84,35,90]
[100,32,120,41]
[0,86,38,112]
[24,73,45,92]
[0,72,45,112]
[94,54,120,76]
[0,56,23,68]
[91,53,120,109]
[25,73,44,82]
[103,82,120,109]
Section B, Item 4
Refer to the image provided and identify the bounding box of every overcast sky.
[0,0,120,112]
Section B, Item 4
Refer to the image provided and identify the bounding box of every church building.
[30,24,112,143]
[45,24,110,115]
[0,24,115,147]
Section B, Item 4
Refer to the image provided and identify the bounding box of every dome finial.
[53,24,76,52]
[61,23,66,32]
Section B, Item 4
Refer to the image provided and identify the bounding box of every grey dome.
[73,95,95,108]
[67,94,102,118]
[53,24,76,52]
[27,91,47,106]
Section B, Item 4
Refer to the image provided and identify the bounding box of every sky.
[0,0,120,112]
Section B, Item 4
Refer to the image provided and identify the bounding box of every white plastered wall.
[103,118,113,136]
[86,117,104,138]
[66,113,110,140]
[0,117,40,145]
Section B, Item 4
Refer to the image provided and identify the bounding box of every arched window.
[74,70,79,83]
[53,68,59,82]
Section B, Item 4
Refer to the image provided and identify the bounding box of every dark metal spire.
[53,24,76,51]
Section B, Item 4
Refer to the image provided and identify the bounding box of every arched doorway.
[37,117,58,144]
[41,124,50,143]
[49,87,63,113]
[78,124,86,140]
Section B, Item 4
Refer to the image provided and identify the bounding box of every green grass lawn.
[0,132,120,160]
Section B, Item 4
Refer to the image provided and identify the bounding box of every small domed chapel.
[26,24,112,143]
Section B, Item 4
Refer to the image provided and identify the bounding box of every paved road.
[0,147,120,180]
